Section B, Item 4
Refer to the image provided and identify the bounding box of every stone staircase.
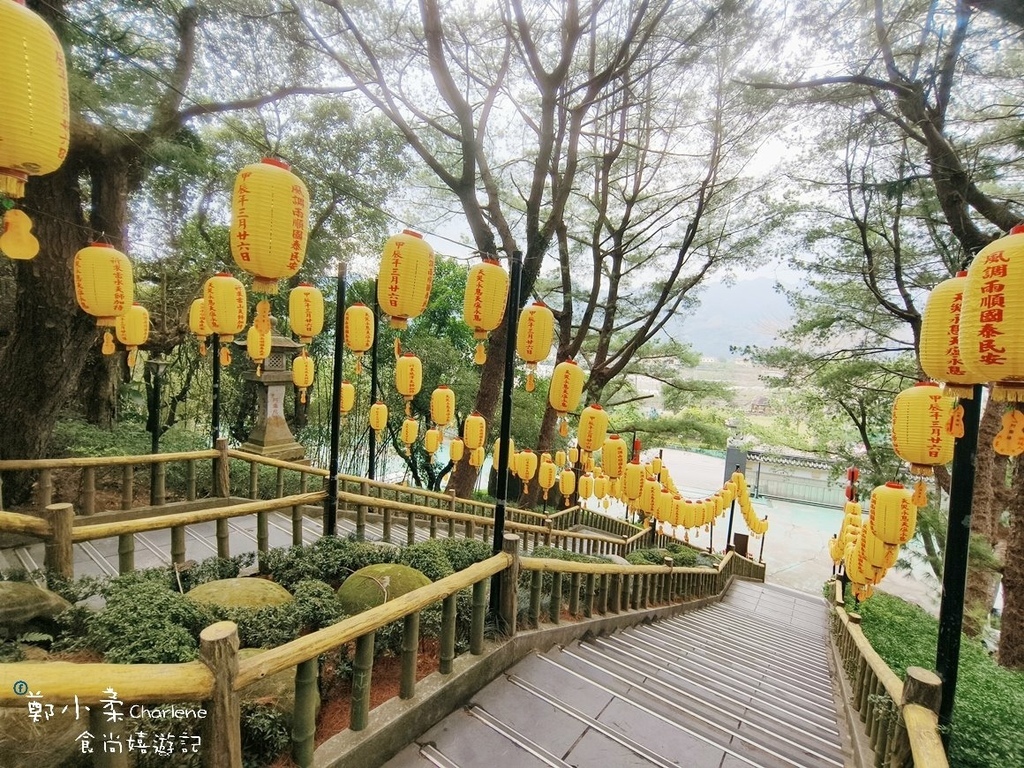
[385,580,848,768]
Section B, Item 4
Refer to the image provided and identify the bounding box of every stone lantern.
[238,320,306,462]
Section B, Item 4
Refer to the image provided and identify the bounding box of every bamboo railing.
[0,535,764,768]
[829,581,948,768]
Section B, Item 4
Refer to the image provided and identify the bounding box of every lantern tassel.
[0,209,40,260]
[127,349,137,368]
[912,479,928,507]
[199,340,207,357]
[526,371,536,392]
[558,418,568,438]
[948,405,965,439]
[394,337,401,359]
[300,388,307,404]
[993,410,1024,457]
[405,400,412,418]
[101,331,115,356]
[220,346,232,366]
[355,355,363,375]
[474,341,486,365]
[256,362,263,377]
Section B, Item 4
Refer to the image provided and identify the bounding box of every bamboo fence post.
[382,504,392,543]
[550,571,563,624]
[80,466,96,515]
[120,465,133,510]
[216,518,230,559]
[471,579,487,654]
[214,438,230,498]
[663,558,673,602]
[429,510,438,539]
[292,658,318,768]
[608,573,621,615]
[440,593,457,674]
[118,534,134,574]
[891,667,943,768]
[631,573,641,609]
[153,462,166,507]
[544,522,552,547]
[248,463,259,500]
[400,612,420,699]
[357,480,368,541]
[186,459,197,501]
[37,468,52,508]
[529,570,542,627]
[350,633,375,731]
[257,510,269,571]
[447,490,457,539]
[498,534,520,637]
[89,707,128,768]
[199,621,241,768]
[276,467,285,498]
[407,510,416,546]
[171,526,186,566]
[569,573,581,617]
[291,502,303,546]
[598,574,609,614]
[44,503,74,580]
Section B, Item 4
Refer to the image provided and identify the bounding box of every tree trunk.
[964,396,1005,636]
[999,457,1024,668]
[0,163,98,498]
[77,346,120,427]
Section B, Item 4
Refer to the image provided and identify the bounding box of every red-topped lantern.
[292,351,315,404]
[288,283,324,345]
[378,230,434,329]
[74,243,134,355]
[395,353,422,417]
[891,382,955,505]
[920,272,982,398]
[463,258,509,365]
[516,301,554,390]
[203,272,247,365]
[869,482,917,547]
[578,404,609,455]
[344,302,374,374]
[430,385,455,430]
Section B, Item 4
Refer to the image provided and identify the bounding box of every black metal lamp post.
[725,463,740,552]
[368,279,381,481]
[210,334,221,448]
[489,250,523,619]
[147,356,168,505]
[325,262,346,536]
[935,384,983,749]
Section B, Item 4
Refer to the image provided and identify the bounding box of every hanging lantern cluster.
[516,301,554,390]
[549,360,585,437]
[288,283,324,345]
[463,258,509,365]
[890,382,956,506]
[203,272,247,365]
[74,243,134,355]
[378,230,434,331]
[0,0,70,261]
[344,302,374,374]
[230,158,309,333]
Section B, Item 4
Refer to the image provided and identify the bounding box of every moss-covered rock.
[186,578,292,610]
[0,582,71,634]
[336,564,430,614]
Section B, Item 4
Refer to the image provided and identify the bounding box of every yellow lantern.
[424,428,441,456]
[0,0,69,206]
[828,535,844,565]
[859,526,898,572]
[960,224,1024,401]
[246,326,273,375]
[602,434,628,479]
[623,460,643,505]
[657,488,674,522]
[594,474,608,501]
[369,401,389,435]
[680,499,698,529]
[395,353,422,416]
[891,382,955,505]
[188,297,211,356]
[559,469,576,505]
[449,438,465,463]
[578,404,609,455]
[115,303,149,367]
[640,478,660,516]
[549,360,585,436]
[430,385,456,430]
[650,456,663,476]
[0,209,39,260]
[378,229,435,329]
[516,301,555,390]
[204,272,247,365]
[844,531,881,589]
[538,459,557,501]
[469,446,485,468]
[567,446,580,465]
[462,257,509,366]
[869,482,917,546]
[401,417,419,455]
[230,158,309,306]
[517,449,538,491]
[463,411,486,451]
[339,381,355,414]
[74,243,134,355]
[288,283,324,345]
[578,472,594,505]
[554,449,567,468]
[493,438,514,469]
[344,302,375,374]
[292,351,315,404]
[920,272,981,398]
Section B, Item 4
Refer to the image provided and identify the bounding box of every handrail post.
[214,438,230,498]
[200,621,241,768]
[892,667,943,766]
[498,534,520,636]
[292,658,318,767]
[44,502,74,581]
[351,632,375,731]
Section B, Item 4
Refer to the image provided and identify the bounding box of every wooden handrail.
[625,527,651,545]
[0,661,213,706]
[0,510,50,537]
[0,449,219,471]
[545,505,581,521]
[903,704,947,766]
[234,553,512,690]
[71,492,327,542]
[521,556,708,576]
[227,449,329,476]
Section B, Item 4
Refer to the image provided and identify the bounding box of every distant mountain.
[663,277,792,359]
